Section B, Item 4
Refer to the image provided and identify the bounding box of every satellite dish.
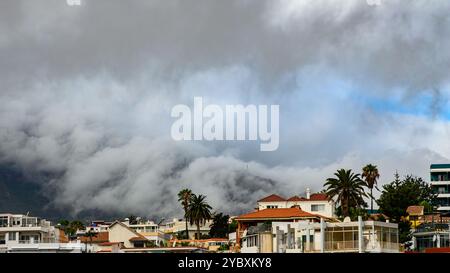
[343,217,351,223]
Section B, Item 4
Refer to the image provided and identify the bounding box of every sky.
[1,0,450,218]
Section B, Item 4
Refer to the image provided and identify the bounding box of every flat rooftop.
[430,164,450,169]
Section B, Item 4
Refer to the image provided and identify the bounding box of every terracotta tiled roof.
[169,238,229,243]
[257,194,286,202]
[79,232,109,243]
[129,236,149,242]
[287,196,306,201]
[98,242,122,246]
[236,207,320,220]
[406,205,424,216]
[309,193,329,201]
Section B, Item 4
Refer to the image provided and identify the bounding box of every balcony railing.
[18,240,40,244]
[0,221,50,228]
[324,240,358,251]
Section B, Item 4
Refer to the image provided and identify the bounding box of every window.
[8,232,16,241]
[311,204,325,211]
[266,205,278,209]
[0,216,8,227]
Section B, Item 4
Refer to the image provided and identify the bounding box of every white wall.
[258,200,335,218]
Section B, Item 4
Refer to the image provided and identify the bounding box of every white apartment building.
[430,164,450,212]
[257,188,336,218]
[159,218,212,240]
[240,217,399,253]
[0,213,83,253]
[125,220,169,246]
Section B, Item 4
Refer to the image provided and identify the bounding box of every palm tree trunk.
[370,188,373,214]
[196,221,201,240]
[344,196,349,217]
[184,208,189,239]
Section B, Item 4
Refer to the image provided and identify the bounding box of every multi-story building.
[411,222,450,252]
[235,207,330,251]
[240,217,399,253]
[0,213,83,253]
[256,188,336,218]
[0,213,57,245]
[159,218,212,240]
[126,220,169,246]
[430,164,450,212]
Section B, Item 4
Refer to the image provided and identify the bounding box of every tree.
[209,213,230,238]
[59,220,85,239]
[69,220,85,232]
[377,173,436,243]
[324,169,368,218]
[362,164,380,213]
[228,220,238,233]
[58,219,70,228]
[378,173,436,222]
[84,229,98,253]
[186,194,212,240]
[127,215,138,225]
[178,188,193,239]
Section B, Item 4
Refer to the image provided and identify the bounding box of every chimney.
[306,187,311,199]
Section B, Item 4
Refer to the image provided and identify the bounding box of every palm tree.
[362,164,380,213]
[178,188,193,239]
[84,229,98,253]
[127,215,138,225]
[209,213,230,238]
[324,169,367,218]
[186,194,212,240]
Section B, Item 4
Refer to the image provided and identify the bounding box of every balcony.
[324,240,358,252]
[0,220,51,232]
[431,181,450,186]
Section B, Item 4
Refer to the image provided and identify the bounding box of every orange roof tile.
[407,205,424,216]
[79,232,109,243]
[258,194,286,202]
[287,196,306,201]
[98,242,122,246]
[309,193,329,201]
[129,236,149,242]
[236,207,320,220]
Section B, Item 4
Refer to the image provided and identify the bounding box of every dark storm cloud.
[1,0,450,217]
[2,0,450,91]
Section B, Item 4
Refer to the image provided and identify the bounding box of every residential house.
[159,218,212,240]
[257,189,335,218]
[411,222,450,252]
[406,206,425,228]
[79,231,109,253]
[240,217,399,253]
[235,207,331,252]
[108,221,153,249]
[0,213,83,253]
[126,219,169,246]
